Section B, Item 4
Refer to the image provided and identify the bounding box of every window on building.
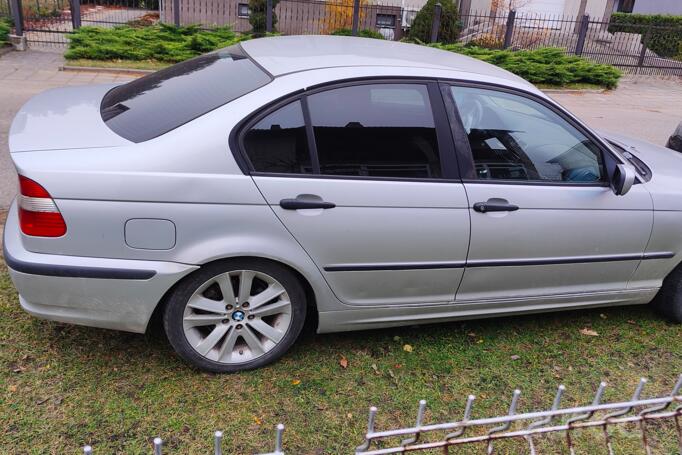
[376,13,396,28]
[238,3,250,17]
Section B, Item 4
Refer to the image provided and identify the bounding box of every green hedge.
[0,18,10,44]
[248,0,280,36]
[433,45,621,88]
[608,12,682,59]
[408,0,461,44]
[331,28,384,39]
[65,25,622,89]
[65,25,247,63]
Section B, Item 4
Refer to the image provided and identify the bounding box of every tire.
[163,258,307,373]
[651,265,682,323]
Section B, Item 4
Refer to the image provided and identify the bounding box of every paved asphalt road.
[1,49,681,211]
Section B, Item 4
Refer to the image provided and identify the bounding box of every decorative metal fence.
[0,0,10,19]
[5,0,682,75]
[79,374,682,453]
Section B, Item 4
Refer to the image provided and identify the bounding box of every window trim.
[440,80,625,188]
[232,77,461,182]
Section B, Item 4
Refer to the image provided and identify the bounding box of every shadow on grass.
[37,303,663,373]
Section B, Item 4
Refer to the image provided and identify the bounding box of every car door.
[240,81,471,306]
[443,83,654,302]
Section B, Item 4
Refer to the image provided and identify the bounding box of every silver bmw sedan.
[5,36,682,372]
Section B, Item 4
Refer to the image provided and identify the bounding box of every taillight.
[18,175,67,237]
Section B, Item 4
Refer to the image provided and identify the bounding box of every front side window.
[451,86,604,183]
[243,101,312,174]
[101,45,270,143]
[307,84,441,178]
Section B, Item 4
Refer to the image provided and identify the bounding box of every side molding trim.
[323,253,675,272]
[3,244,157,280]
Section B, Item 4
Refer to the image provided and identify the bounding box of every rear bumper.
[3,202,198,333]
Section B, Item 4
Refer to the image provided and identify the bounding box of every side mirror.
[612,163,637,196]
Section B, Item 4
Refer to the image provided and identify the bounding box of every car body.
[5,36,682,372]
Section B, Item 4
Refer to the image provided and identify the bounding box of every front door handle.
[280,196,336,210]
[473,200,519,213]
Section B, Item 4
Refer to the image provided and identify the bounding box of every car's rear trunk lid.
[9,84,132,153]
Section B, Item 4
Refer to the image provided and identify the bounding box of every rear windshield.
[100,44,271,143]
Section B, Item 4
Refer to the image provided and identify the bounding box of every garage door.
[516,0,565,16]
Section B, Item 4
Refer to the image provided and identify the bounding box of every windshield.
[100,44,271,143]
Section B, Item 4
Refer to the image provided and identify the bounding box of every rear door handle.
[473,200,519,213]
[280,197,336,210]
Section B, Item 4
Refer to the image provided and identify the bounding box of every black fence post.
[574,14,589,56]
[173,0,180,26]
[351,0,360,36]
[502,9,516,49]
[637,28,651,73]
[9,0,23,35]
[265,0,272,33]
[70,0,81,30]
[430,2,441,43]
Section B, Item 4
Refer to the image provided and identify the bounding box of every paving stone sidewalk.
[0,49,131,210]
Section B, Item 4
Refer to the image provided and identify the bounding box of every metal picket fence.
[80,373,682,454]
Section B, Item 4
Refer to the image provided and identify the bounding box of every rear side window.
[307,84,441,178]
[243,101,312,174]
[101,45,271,143]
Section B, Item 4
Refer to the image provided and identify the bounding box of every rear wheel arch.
[146,255,319,334]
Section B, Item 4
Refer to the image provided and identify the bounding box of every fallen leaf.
[388,369,395,378]
[7,385,17,393]
[292,379,301,385]
[511,355,520,360]
[36,398,49,405]
[627,320,637,325]
[253,416,263,425]
[403,344,413,353]
[346,412,353,419]
[339,356,348,369]
[580,328,599,337]
[394,364,402,369]
[371,364,380,374]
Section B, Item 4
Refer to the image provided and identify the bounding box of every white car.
[5,36,682,373]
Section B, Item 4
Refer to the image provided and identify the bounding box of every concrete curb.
[60,65,155,75]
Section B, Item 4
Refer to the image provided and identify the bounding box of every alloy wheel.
[182,270,292,364]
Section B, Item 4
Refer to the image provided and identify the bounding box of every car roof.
[240,35,529,85]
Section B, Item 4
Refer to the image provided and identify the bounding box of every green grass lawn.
[1,258,681,453]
